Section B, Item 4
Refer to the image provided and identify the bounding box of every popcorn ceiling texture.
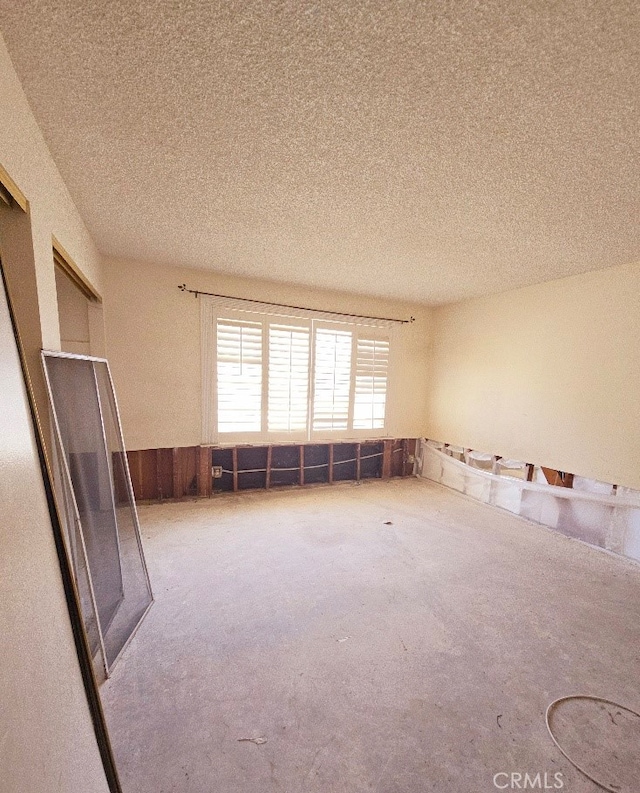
[1,1,638,305]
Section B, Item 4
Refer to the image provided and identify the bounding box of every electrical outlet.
[407,454,415,464]
[212,465,223,478]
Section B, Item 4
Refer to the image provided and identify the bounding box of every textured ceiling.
[1,1,639,305]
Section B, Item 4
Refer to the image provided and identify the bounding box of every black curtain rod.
[178,285,414,324]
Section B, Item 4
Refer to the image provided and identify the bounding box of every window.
[203,301,391,442]
[268,324,310,432]
[312,328,352,431]
[353,337,389,430]
[216,319,263,433]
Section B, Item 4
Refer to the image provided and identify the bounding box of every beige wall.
[55,266,91,354]
[0,32,103,349]
[103,257,432,450]
[0,32,111,793]
[427,260,640,490]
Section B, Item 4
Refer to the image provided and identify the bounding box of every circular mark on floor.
[546,696,640,792]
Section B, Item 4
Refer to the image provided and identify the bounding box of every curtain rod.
[178,284,414,324]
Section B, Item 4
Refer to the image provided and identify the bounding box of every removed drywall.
[419,441,640,564]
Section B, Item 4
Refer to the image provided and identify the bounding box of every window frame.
[202,300,393,445]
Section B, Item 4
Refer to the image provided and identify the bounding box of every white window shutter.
[206,296,392,441]
[312,328,352,431]
[268,324,310,432]
[216,319,263,432]
[353,337,389,430]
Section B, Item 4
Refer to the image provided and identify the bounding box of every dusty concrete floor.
[101,478,640,793]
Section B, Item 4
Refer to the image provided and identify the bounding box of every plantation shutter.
[312,328,352,430]
[353,337,389,429]
[216,319,263,432]
[268,324,310,432]
[204,294,394,441]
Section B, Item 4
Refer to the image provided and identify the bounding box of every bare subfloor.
[101,479,640,793]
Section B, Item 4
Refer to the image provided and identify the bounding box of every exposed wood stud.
[266,445,272,489]
[408,439,417,472]
[172,448,181,498]
[402,439,409,477]
[299,445,305,486]
[540,467,574,488]
[135,452,143,500]
[356,443,361,481]
[328,444,334,484]
[382,439,392,479]
[196,447,202,495]
[197,446,211,497]
[232,447,239,492]
[156,448,162,500]
[404,438,418,476]
[206,447,212,496]
[210,449,217,493]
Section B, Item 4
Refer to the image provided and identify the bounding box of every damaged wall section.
[128,439,417,501]
[418,441,640,564]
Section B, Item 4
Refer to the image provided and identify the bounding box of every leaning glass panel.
[42,353,152,673]
[51,430,106,681]
[93,359,153,665]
